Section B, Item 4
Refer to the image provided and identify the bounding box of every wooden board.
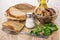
[0,25,59,40]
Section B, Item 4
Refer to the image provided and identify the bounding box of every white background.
[0,0,60,13]
[0,0,60,12]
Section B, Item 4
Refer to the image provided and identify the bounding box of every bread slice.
[5,7,26,20]
[5,3,35,20]
[9,7,26,17]
[2,20,24,33]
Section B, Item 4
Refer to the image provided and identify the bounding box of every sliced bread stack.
[2,20,24,33]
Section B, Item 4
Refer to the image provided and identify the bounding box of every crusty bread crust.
[5,7,26,20]
[2,20,24,33]
[9,7,26,17]
[5,3,35,20]
[14,3,35,12]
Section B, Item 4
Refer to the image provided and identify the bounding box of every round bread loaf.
[5,3,36,20]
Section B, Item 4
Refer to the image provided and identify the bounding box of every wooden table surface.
[0,15,60,40]
[0,26,59,40]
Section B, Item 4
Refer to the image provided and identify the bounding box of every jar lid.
[26,12,32,18]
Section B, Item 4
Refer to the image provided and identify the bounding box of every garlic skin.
[25,12,35,28]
